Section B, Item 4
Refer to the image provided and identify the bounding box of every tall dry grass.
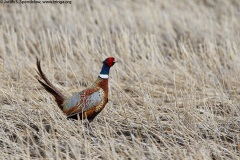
[0,0,240,159]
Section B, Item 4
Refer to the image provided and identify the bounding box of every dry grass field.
[0,0,240,159]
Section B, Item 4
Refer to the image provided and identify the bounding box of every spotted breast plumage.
[36,57,116,122]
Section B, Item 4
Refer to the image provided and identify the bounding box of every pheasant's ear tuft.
[104,57,115,67]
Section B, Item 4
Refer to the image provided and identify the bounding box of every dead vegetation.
[0,0,240,159]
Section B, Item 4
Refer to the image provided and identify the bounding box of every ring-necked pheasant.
[36,57,116,122]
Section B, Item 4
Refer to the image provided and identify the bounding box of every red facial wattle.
[105,57,115,67]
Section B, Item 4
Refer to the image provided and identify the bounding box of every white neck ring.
[99,74,108,79]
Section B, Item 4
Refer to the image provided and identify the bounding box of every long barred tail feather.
[36,58,65,107]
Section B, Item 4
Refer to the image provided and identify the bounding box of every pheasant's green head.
[99,57,116,79]
[103,57,116,67]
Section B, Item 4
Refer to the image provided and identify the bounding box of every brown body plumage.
[36,57,115,122]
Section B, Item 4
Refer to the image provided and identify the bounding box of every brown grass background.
[0,0,240,159]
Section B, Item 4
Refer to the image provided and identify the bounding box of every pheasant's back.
[62,78,109,121]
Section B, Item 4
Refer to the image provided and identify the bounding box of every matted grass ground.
[0,0,240,159]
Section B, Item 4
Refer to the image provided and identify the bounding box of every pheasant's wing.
[62,87,102,117]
